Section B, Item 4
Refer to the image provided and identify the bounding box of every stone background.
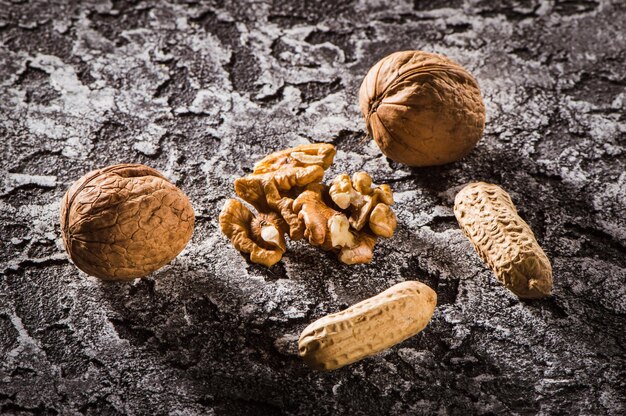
[1,0,625,414]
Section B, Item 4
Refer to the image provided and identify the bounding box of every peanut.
[454,182,553,299]
[298,281,436,371]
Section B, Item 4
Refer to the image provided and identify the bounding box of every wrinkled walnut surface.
[60,164,195,280]
[359,50,486,167]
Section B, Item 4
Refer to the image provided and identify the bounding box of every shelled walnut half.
[219,199,288,267]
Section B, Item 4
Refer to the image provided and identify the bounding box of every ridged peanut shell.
[454,182,552,299]
[359,50,485,166]
[60,164,195,280]
[299,281,436,371]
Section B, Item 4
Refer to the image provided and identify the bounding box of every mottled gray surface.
[1,0,625,414]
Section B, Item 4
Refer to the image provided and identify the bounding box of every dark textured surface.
[0,0,625,414]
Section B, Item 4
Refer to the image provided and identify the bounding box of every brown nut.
[329,172,397,237]
[234,143,336,239]
[60,164,195,280]
[359,50,485,167]
[338,231,376,265]
[293,187,355,252]
[222,145,397,267]
[293,186,381,265]
[219,199,287,267]
[328,173,356,210]
[299,281,437,371]
[368,204,397,238]
[454,182,553,299]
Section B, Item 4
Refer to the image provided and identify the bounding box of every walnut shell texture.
[359,50,486,167]
[299,281,436,371]
[454,182,552,299]
[60,164,195,280]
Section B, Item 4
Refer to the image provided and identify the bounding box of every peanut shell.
[299,281,436,371]
[454,182,552,299]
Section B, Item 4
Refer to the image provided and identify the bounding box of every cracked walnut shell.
[60,164,195,280]
[359,50,486,167]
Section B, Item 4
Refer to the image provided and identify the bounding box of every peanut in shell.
[454,182,553,299]
[298,281,436,371]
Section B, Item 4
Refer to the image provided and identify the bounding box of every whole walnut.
[359,50,486,167]
[60,164,195,280]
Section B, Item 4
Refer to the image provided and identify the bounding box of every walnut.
[329,172,397,238]
[221,145,397,266]
[219,199,288,267]
[359,50,486,167]
[369,204,396,238]
[292,186,356,252]
[60,164,195,280]
[234,143,336,239]
[293,186,377,265]
[292,172,397,265]
[338,232,377,265]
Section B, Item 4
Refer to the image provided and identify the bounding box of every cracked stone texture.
[0,0,625,414]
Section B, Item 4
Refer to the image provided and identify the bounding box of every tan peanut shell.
[298,281,436,371]
[60,164,195,280]
[454,182,552,299]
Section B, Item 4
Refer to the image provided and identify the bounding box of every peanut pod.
[298,281,436,371]
[454,182,553,299]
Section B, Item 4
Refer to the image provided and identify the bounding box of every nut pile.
[56,48,556,373]
[219,143,397,266]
